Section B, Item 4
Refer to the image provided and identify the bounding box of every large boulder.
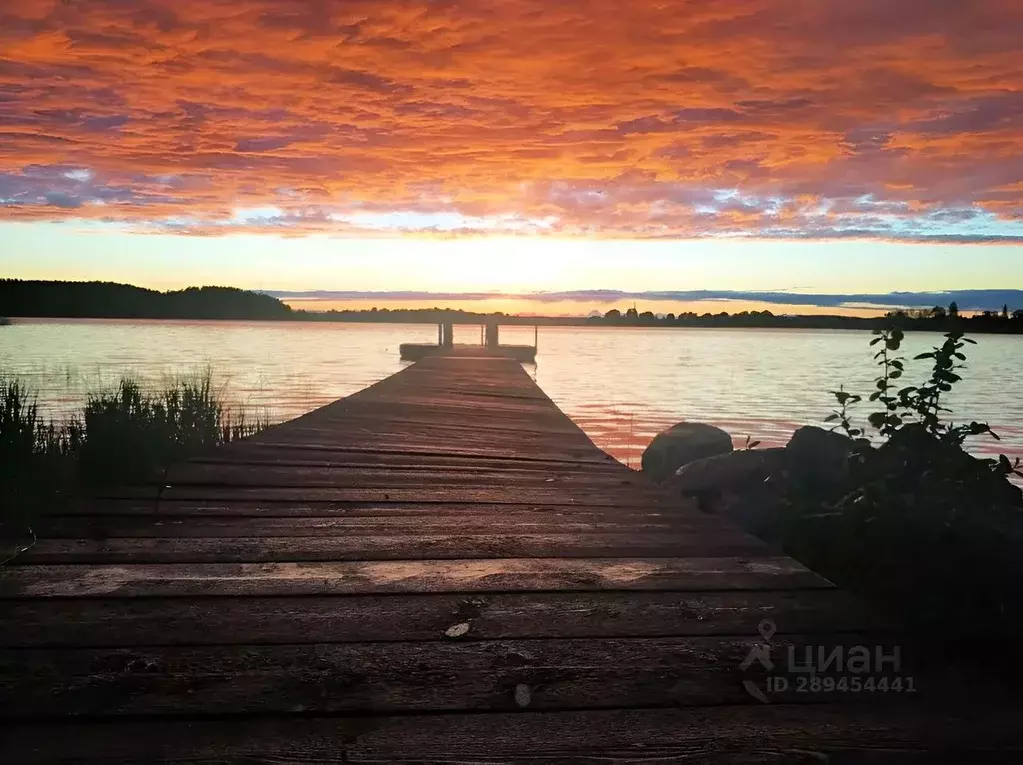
[785,425,855,487]
[641,422,733,483]
[666,448,789,541]
[669,448,787,494]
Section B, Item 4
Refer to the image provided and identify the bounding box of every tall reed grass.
[1,371,272,539]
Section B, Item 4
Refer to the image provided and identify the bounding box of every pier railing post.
[485,321,499,348]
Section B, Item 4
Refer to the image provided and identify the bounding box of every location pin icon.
[758,619,777,643]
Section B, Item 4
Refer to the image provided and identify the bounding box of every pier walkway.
[1,352,1019,761]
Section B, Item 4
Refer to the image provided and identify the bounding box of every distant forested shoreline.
[0,280,293,320]
[3,279,1023,334]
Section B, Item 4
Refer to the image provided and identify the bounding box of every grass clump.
[80,374,219,484]
[1,371,271,542]
[1,380,81,542]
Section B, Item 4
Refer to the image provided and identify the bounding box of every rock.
[785,426,854,487]
[641,422,733,483]
[668,448,787,494]
[667,448,789,542]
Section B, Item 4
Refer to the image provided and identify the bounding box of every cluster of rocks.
[641,422,854,541]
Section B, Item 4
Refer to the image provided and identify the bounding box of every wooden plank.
[102,486,672,505]
[7,704,1017,764]
[226,441,619,465]
[0,557,832,598]
[190,447,625,472]
[0,633,908,717]
[37,514,710,538]
[51,499,682,519]
[17,532,770,564]
[247,417,594,440]
[0,590,888,648]
[161,463,649,488]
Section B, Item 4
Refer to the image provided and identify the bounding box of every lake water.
[2,318,1020,468]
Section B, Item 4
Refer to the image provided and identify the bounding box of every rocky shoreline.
[643,422,855,545]
[642,419,1023,653]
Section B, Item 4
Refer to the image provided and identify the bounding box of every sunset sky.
[2,0,1022,309]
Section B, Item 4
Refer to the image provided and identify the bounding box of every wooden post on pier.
[485,320,499,348]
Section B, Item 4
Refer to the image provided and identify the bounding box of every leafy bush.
[782,327,1023,649]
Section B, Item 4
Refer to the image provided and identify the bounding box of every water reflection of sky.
[2,320,1020,475]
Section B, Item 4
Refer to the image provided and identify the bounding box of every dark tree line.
[0,280,293,320]
[4,280,1022,334]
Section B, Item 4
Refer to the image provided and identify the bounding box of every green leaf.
[824,414,840,422]
[914,353,935,360]
[870,337,882,346]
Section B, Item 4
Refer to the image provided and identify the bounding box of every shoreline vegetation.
[5,278,1023,333]
[0,370,271,544]
[652,327,1023,659]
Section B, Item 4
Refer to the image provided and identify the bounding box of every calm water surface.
[2,318,1020,468]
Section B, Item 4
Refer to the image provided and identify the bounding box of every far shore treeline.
[0,279,292,321]
[3,279,1023,334]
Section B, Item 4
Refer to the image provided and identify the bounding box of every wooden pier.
[1,351,1019,761]
[400,320,537,362]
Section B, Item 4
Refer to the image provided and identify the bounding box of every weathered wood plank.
[5,704,1019,764]
[235,440,616,464]
[0,634,907,717]
[0,557,832,598]
[50,499,682,519]
[0,590,888,648]
[161,463,650,488]
[18,532,769,564]
[102,485,672,505]
[190,447,625,472]
[37,514,706,539]
[285,408,590,431]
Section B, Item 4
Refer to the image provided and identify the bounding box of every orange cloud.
[1,0,1022,240]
